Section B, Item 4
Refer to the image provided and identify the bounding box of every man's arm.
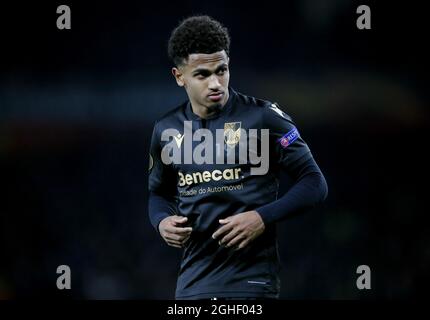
[257,102,328,225]
[256,155,328,225]
[148,122,192,248]
[148,191,176,233]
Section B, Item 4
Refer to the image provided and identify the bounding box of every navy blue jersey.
[148,87,313,299]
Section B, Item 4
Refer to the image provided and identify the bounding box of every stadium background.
[0,0,428,299]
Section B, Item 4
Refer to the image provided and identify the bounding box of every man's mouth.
[208,92,224,102]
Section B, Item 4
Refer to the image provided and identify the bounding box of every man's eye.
[217,68,227,75]
[195,73,208,79]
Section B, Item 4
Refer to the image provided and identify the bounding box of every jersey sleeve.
[263,102,313,171]
[148,122,177,195]
[256,103,327,225]
[148,122,178,231]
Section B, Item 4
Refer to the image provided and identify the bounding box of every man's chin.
[206,96,227,110]
[207,102,223,111]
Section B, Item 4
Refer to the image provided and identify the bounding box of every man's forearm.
[256,157,328,225]
[148,191,177,232]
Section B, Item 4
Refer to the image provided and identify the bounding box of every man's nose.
[208,74,221,90]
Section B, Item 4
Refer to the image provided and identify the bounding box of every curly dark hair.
[168,15,231,66]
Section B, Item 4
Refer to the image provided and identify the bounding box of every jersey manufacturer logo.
[173,133,185,148]
[278,127,299,148]
[224,122,241,147]
[269,103,286,118]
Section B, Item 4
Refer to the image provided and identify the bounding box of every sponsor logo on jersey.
[178,168,242,187]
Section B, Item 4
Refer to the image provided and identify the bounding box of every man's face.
[172,50,230,111]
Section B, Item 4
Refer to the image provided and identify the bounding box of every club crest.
[224,122,241,147]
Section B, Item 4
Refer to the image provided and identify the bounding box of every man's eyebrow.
[192,68,210,75]
[192,63,228,74]
[214,63,228,71]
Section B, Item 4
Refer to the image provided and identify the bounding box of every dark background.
[0,0,428,299]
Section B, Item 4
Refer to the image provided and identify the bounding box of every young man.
[148,15,328,300]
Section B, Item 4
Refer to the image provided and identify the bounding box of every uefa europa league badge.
[149,154,154,171]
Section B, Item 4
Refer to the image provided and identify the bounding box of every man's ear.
[172,67,185,87]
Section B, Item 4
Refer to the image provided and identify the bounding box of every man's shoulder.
[234,90,273,110]
[234,89,291,118]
